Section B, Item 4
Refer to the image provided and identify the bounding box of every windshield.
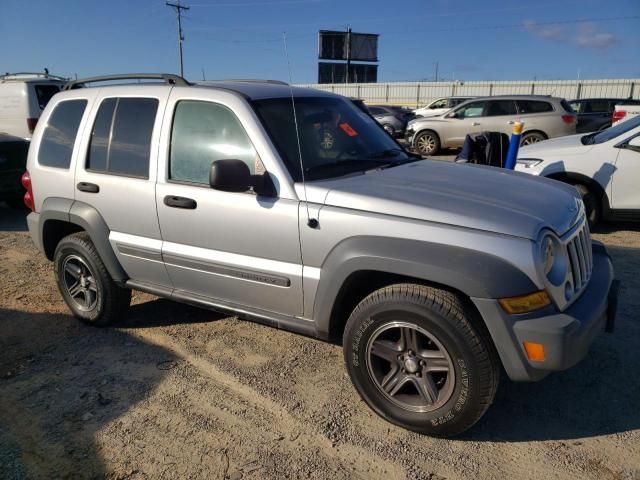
[252,96,410,181]
[583,115,640,145]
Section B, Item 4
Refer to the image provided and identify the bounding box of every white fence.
[298,79,640,107]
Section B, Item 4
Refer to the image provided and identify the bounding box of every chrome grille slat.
[568,242,582,289]
[565,220,592,298]
[575,235,587,280]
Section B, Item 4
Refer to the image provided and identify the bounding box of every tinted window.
[369,107,386,115]
[456,101,486,118]
[34,84,61,110]
[487,100,517,116]
[450,98,470,107]
[86,97,157,178]
[87,98,116,172]
[170,100,259,184]
[38,100,87,168]
[583,100,610,113]
[517,100,553,114]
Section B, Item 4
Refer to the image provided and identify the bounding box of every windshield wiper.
[305,158,392,175]
[368,148,405,159]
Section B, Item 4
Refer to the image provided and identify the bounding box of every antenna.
[283,32,318,229]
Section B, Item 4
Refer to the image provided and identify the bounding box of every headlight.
[539,233,567,286]
[516,158,543,168]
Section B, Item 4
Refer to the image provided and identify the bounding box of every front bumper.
[472,241,616,382]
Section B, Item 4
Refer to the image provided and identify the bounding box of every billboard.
[318,63,378,84]
[318,31,379,62]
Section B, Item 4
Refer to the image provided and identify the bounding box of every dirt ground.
[1,204,639,480]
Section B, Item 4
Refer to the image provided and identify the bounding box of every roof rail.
[0,72,68,81]
[63,73,190,90]
[201,79,289,86]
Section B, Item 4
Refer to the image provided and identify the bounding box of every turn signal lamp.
[498,291,551,315]
[523,342,546,362]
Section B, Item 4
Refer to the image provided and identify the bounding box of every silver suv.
[24,74,616,437]
[407,95,577,155]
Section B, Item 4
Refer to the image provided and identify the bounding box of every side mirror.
[446,111,459,119]
[209,159,276,196]
[210,159,252,192]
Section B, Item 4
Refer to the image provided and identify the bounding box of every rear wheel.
[520,131,546,146]
[574,184,600,227]
[414,130,440,156]
[54,232,131,326]
[343,284,499,437]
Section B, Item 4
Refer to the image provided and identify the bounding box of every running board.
[125,280,319,339]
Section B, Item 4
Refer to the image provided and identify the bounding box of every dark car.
[0,134,29,208]
[569,98,640,133]
[367,105,414,137]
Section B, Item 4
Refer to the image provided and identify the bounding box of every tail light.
[561,114,576,124]
[22,171,35,211]
[612,110,626,124]
[26,118,38,133]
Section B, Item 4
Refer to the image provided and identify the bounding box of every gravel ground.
[1,204,639,480]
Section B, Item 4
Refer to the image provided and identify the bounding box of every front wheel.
[343,284,499,437]
[520,131,546,146]
[54,232,131,326]
[414,130,440,156]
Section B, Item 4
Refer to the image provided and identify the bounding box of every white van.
[0,73,66,139]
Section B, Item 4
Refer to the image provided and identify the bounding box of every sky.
[1,0,638,84]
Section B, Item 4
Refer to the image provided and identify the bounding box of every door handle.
[164,195,197,209]
[77,182,99,193]
[507,120,515,125]
[471,122,480,126]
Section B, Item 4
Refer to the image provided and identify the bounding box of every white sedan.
[515,115,640,225]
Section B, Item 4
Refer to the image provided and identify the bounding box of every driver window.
[170,100,262,184]
[456,101,486,118]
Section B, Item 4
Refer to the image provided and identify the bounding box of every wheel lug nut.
[408,350,413,355]
[420,360,426,366]
[415,372,421,377]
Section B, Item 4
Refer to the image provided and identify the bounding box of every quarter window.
[170,100,260,185]
[38,99,87,169]
[87,97,158,178]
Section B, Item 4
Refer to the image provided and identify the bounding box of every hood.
[301,160,582,240]
[518,133,592,158]
[408,115,449,128]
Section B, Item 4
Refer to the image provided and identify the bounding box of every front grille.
[566,221,593,295]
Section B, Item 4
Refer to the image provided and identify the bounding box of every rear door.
[74,86,172,288]
[484,99,518,135]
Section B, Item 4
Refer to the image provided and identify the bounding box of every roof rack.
[200,79,289,86]
[63,73,191,90]
[1,72,68,81]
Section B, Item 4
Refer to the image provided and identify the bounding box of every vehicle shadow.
[122,297,226,329]
[0,203,28,232]
[467,244,640,442]
[0,307,178,478]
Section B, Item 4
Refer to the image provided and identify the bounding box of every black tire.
[54,232,131,326]
[414,130,440,156]
[343,284,499,437]
[574,184,600,227]
[520,131,546,146]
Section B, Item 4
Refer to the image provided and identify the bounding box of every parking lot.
[1,203,639,480]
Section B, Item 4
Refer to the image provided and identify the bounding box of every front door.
[446,100,488,146]
[155,90,303,316]
[611,138,640,210]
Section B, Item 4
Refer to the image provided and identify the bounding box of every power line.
[166,1,190,77]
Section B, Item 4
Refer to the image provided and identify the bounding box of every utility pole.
[345,27,352,84]
[434,61,439,82]
[166,1,190,77]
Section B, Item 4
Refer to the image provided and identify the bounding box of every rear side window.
[38,99,87,169]
[517,100,553,114]
[583,100,610,113]
[87,97,158,178]
[560,99,575,114]
[486,100,517,116]
[170,100,259,184]
[34,84,61,110]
